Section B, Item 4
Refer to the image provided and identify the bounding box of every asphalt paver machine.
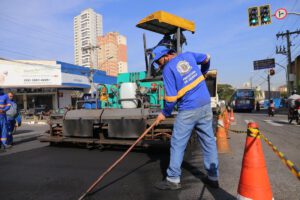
[39,11,199,147]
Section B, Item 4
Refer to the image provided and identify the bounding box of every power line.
[0,14,74,63]
[0,26,71,47]
[276,0,299,32]
[257,68,285,87]
[0,48,46,60]
[0,14,72,41]
[0,40,60,58]
[292,43,300,53]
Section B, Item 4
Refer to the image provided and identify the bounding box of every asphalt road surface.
[0,112,299,200]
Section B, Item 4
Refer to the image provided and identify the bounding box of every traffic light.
[248,7,259,27]
[260,5,272,25]
[269,68,275,76]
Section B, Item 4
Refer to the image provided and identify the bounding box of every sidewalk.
[1,124,49,155]
[255,107,288,115]
[13,124,49,145]
[22,119,48,125]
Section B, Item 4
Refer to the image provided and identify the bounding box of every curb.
[13,136,39,145]
[13,132,42,145]
[22,121,48,125]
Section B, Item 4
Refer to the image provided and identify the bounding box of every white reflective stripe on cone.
[237,194,252,200]
[237,194,274,200]
[217,119,224,127]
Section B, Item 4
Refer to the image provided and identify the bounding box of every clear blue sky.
[0,0,299,90]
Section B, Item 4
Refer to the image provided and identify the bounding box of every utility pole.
[267,73,271,101]
[82,44,100,96]
[276,29,300,95]
[82,44,100,69]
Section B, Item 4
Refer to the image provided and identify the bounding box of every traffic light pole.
[288,12,300,16]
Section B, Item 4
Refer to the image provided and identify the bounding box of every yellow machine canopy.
[136,10,195,35]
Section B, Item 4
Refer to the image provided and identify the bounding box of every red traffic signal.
[269,68,275,76]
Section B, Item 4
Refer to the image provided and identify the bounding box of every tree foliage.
[218,84,234,102]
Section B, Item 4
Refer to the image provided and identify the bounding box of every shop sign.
[0,61,62,86]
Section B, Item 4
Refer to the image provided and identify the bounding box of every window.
[83,58,89,63]
[82,31,88,37]
[81,14,87,20]
[82,40,88,46]
[81,22,87,29]
[236,90,254,98]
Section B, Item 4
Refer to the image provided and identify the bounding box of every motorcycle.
[288,99,300,125]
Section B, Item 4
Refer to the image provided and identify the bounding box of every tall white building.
[74,8,103,67]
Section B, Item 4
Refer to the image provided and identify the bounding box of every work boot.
[202,176,219,189]
[0,145,6,152]
[155,179,181,190]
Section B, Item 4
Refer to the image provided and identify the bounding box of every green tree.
[218,84,235,102]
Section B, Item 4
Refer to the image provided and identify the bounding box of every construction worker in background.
[153,45,219,190]
[0,88,11,149]
[6,92,18,145]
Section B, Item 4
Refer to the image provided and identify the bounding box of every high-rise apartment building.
[97,32,128,76]
[74,8,103,67]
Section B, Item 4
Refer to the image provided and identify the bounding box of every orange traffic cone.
[230,108,235,122]
[224,110,230,127]
[216,114,230,153]
[237,122,274,200]
[223,110,230,138]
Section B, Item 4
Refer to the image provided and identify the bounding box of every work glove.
[155,113,166,126]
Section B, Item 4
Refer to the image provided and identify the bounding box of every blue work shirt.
[0,93,10,117]
[162,52,211,117]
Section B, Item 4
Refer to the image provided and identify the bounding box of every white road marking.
[263,120,283,126]
[244,119,254,124]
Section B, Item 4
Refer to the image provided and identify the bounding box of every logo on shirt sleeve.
[176,60,192,75]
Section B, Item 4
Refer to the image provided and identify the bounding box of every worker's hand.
[155,113,165,126]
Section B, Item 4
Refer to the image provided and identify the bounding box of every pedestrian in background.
[152,45,219,190]
[6,92,18,145]
[0,88,11,149]
[256,101,260,112]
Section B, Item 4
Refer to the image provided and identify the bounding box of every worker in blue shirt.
[0,88,11,149]
[6,92,18,145]
[153,45,219,190]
